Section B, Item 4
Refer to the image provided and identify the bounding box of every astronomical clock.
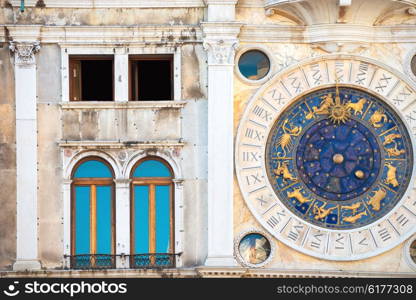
[236,55,416,261]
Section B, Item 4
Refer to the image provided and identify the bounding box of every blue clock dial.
[266,87,413,230]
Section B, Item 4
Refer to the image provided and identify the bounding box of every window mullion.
[149,184,156,255]
[90,185,97,257]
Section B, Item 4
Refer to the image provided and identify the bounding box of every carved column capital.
[203,39,239,65]
[9,41,41,66]
[173,178,185,188]
[202,22,242,66]
[114,179,132,188]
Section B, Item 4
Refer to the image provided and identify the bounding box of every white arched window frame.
[63,150,184,269]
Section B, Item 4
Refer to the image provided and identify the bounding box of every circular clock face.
[235,57,416,260]
[265,87,413,230]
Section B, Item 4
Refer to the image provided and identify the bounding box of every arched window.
[130,157,175,268]
[71,157,115,269]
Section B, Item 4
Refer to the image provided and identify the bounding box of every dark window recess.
[69,57,114,101]
[130,57,173,101]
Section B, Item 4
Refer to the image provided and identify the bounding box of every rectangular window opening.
[129,55,173,101]
[69,56,114,101]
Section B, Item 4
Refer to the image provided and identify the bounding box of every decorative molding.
[9,0,205,8]
[5,24,416,46]
[239,24,416,43]
[9,41,40,66]
[61,101,188,110]
[114,179,132,187]
[58,141,186,149]
[202,22,243,65]
[172,179,185,188]
[203,39,239,65]
[1,267,416,278]
[195,267,416,278]
[6,25,202,46]
[311,41,370,54]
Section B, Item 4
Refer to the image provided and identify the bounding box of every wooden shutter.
[69,59,82,101]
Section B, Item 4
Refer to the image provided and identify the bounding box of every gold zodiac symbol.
[313,203,337,220]
[276,119,302,158]
[306,93,334,119]
[367,188,387,211]
[385,163,399,187]
[383,133,401,146]
[341,202,362,215]
[346,98,366,115]
[287,188,311,204]
[274,161,297,183]
[385,143,406,157]
[369,108,388,128]
[343,211,367,224]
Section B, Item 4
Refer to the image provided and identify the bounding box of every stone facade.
[0,0,416,277]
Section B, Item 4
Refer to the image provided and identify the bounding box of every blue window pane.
[155,185,171,253]
[135,186,149,254]
[75,186,90,255]
[74,160,112,178]
[96,186,112,255]
[133,160,171,178]
[238,50,270,81]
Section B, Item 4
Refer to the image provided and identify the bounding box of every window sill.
[61,101,187,110]
[59,140,186,149]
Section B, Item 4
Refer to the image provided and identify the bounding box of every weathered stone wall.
[0,2,207,269]
[37,44,63,268]
[0,6,203,25]
[0,45,16,270]
[32,9,206,268]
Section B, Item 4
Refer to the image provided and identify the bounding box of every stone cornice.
[5,25,202,45]
[201,22,244,37]
[6,25,42,42]
[240,24,416,43]
[9,0,205,8]
[1,267,415,278]
[3,23,416,45]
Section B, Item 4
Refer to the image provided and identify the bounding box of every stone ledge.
[58,140,186,149]
[1,267,416,278]
[61,101,188,110]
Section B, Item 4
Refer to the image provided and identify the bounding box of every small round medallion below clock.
[266,87,413,230]
[235,231,273,267]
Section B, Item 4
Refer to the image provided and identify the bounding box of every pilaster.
[202,13,242,266]
[10,41,42,271]
[115,179,131,268]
